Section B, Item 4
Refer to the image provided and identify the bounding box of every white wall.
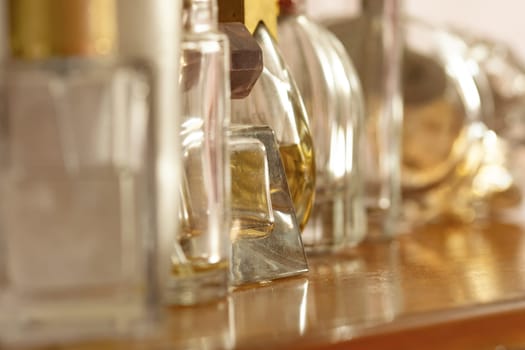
[308,0,525,60]
[405,0,525,59]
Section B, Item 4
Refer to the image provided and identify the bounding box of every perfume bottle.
[278,0,366,252]
[327,0,403,237]
[398,20,491,225]
[168,0,231,305]
[0,0,159,345]
[328,4,492,227]
[217,21,308,284]
[116,0,183,294]
[458,32,523,214]
[229,125,308,284]
[219,22,263,99]
[218,0,316,232]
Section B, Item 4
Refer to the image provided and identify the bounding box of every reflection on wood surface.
[15,219,525,349]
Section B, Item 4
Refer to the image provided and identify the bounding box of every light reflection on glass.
[298,280,308,335]
[232,278,309,341]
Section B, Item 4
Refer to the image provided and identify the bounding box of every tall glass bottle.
[117,0,183,302]
[168,0,231,305]
[328,0,403,237]
[278,0,366,252]
[218,0,316,233]
[0,0,159,344]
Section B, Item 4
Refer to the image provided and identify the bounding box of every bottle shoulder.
[183,31,229,51]
[3,57,151,85]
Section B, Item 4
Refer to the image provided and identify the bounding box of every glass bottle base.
[165,265,229,306]
[366,206,401,240]
[0,291,151,346]
[303,195,366,255]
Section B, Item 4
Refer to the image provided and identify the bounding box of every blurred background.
[308,0,525,59]
[1,1,523,61]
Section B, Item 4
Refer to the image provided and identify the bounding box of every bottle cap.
[278,0,306,16]
[8,0,117,59]
[220,23,263,98]
[218,0,279,39]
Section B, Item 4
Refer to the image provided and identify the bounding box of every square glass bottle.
[0,0,160,345]
[168,0,231,305]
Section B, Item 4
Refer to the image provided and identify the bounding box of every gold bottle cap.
[218,0,279,40]
[8,0,117,59]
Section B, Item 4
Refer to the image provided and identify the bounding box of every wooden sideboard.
[13,217,525,350]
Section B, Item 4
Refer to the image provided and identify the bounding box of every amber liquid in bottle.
[401,50,484,224]
[230,147,275,238]
[171,256,229,277]
[279,143,316,231]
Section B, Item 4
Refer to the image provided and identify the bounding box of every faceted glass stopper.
[219,23,263,99]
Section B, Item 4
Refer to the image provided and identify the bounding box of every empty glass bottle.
[327,0,403,237]
[169,0,231,305]
[278,0,366,252]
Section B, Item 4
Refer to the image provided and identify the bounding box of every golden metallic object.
[8,0,116,59]
[218,0,279,40]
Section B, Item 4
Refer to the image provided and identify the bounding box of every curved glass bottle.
[327,0,403,237]
[229,22,316,233]
[328,5,494,227]
[400,19,488,225]
[278,0,366,252]
[458,31,523,215]
[171,0,231,305]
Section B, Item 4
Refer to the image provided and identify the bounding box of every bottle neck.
[361,0,386,16]
[279,0,306,16]
[183,0,218,33]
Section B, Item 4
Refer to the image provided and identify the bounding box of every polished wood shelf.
[21,218,525,349]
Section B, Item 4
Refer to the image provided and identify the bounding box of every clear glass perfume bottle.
[328,3,494,228]
[229,125,308,284]
[116,0,184,296]
[458,32,524,215]
[327,0,403,237]
[219,22,263,99]
[278,0,366,252]
[398,20,488,225]
[231,29,315,233]
[168,0,231,305]
[218,21,308,284]
[0,0,159,345]
[219,0,316,233]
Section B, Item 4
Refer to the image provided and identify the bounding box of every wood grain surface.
[12,218,525,349]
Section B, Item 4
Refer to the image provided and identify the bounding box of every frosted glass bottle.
[0,0,159,344]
